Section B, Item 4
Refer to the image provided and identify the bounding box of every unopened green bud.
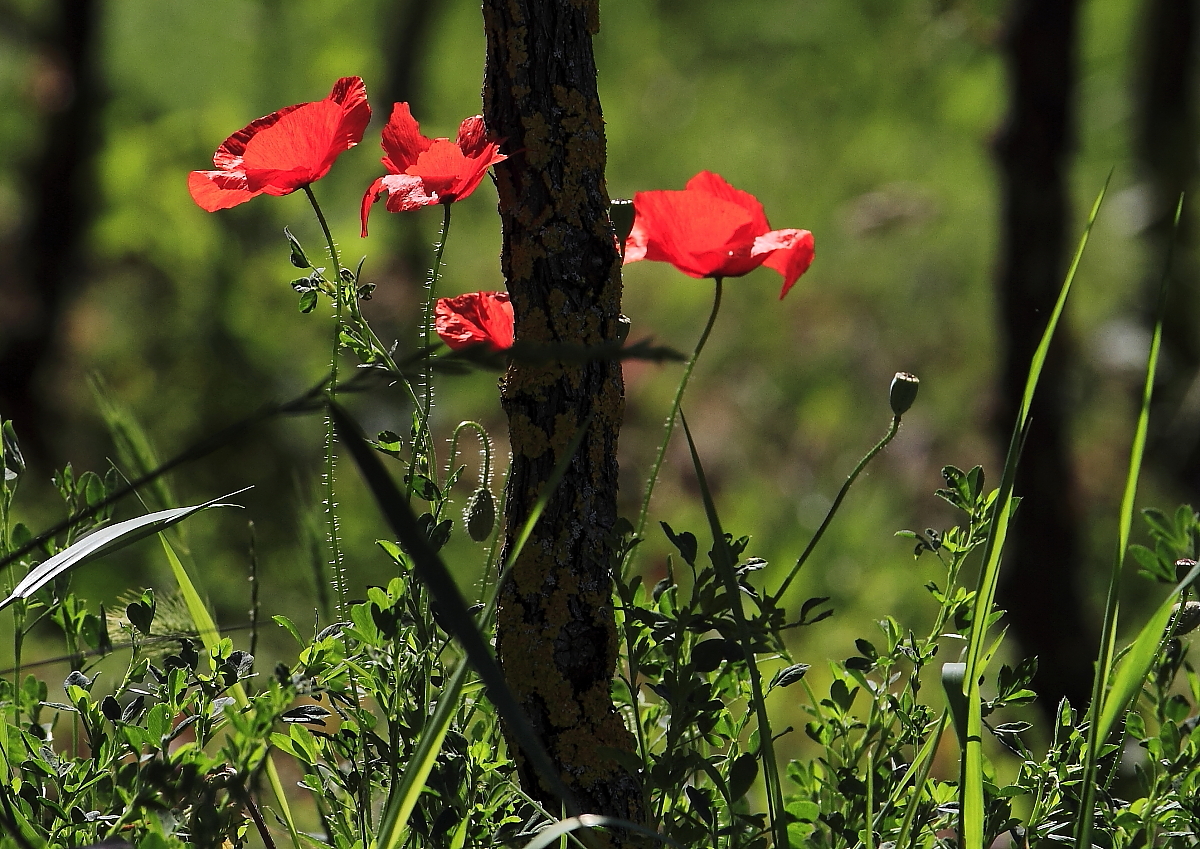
[610,199,636,245]
[465,487,496,543]
[615,314,631,345]
[889,372,920,416]
[1172,601,1200,635]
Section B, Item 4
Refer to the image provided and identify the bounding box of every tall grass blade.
[0,490,249,611]
[959,177,1109,849]
[1075,195,1183,849]
[521,815,681,849]
[678,412,787,849]
[331,401,583,819]
[1098,562,1200,742]
[155,533,304,849]
[373,416,592,849]
[891,711,948,849]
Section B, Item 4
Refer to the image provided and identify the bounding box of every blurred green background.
[0,0,1191,767]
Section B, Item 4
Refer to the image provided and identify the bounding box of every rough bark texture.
[483,0,644,828]
[992,0,1095,713]
[1137,0,1200,490]
[0,0,99,456]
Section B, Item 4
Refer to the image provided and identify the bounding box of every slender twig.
[772,415,901,603]
[244,788,279,849]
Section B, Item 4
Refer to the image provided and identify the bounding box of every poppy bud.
[610,199,636,245]
[889,372,920,417]
[1172,601,1200,635]
[615,314,631,345]
[464,487,496,542]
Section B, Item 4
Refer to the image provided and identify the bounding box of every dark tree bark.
[1136,0,1200,488]
[483,0,644,828]
[992,0,1095,712]
[0,0,100,456]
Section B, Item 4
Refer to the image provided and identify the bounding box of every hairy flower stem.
[304,185,347,619]
[772,414,902,603]
[411,203,453,488]
[305,185,374,838]
[632,277,724,554]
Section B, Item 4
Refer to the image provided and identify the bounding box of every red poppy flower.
[359,103,506,236]
[623,171,815,298]
[189,77,371,212]
[435,291,514,351]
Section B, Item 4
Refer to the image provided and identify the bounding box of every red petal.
[212,102,306,168]
[685,171,771,235]
[406,139,469,195]
[435,292,514,350]
[241,89,369,193]
[380,174,439,211]
[188,170,261,211]
[360,176,386,237]
[631,188,762,278]
[754,229,815,298]
[381,102,433,174]
[202,77,370,204]
[455,116,489,156]
[623,219,649,263]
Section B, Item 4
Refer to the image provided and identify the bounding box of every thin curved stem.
[632,277,724,547]
[771,415,901,603]
[446,420,493,487]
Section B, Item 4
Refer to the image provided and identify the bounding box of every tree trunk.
[0,0,100,457]
[483,0,644,827]
[1136,0,1200,490]
[992,0,1095,713]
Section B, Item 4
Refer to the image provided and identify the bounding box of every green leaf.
[272,614,305,647]
[728,753,759,801]
[769,663,810,691]
[285,226,310,268]
[0,490,249,610]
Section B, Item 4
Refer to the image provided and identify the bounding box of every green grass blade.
[331,401,583,818]
[0,490,247,611]
[892,711,948,849]
[678,412,787,849]
[157,534,304,849]
[1075,195,1183,849]
[521,814,682,849]
[959,177,1109,849]
[1099,562,1200,743]
[374,438,585,849]
[374,659,470,849]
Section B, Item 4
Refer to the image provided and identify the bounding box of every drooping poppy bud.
[889,372,920,417]
[464,487,496,542]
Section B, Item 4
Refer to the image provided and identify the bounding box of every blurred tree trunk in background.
[1136,0,1200,491]
[0,0,99,459]
[992,0,1096,713]
[483,0,645,828]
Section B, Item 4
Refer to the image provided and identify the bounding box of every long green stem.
[632,277,724,548]
[304,186,348,619]
[772,415,900,603]
[413,202,453,486]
